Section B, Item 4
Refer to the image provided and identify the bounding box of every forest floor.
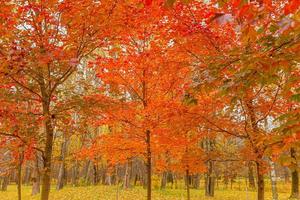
[0,184,292,200]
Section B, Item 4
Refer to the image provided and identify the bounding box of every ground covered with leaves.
[0,184,291,200]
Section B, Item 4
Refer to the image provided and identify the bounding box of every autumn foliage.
[0,1,300,200]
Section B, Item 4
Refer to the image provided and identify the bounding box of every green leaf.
[257,27,264,34]
[291,94,300,102]
[269,24,279,33]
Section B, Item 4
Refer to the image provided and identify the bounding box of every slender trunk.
[71,161,78,186]
[248,162,256,189]
[174,173,178,189]
[186,169,190,200]
[83,160,91,185]
[17,166,22,200]
[56,137,68,190]
[269,159,278,200]
[192,174,200,189]
[93,164,98,185]
[56,159,65,190]
[205,160,215,197]
[17,150,24,200]
[245,97,264,200]
[23,165,31,185]
[291,170,299,199]
[169,173,174,188]
[256,162,264,200]
[41,104,54,200]
[105,175,112,185]
[116,166,119,200]
[1,175,9,191]
[134,174,138,186]
[101,168,107,185]
[123,161,131,189]
[32,154,40,195]
[146,130,151,200]
[224,176,229,189]
[290,148,299,199]
[161,172,167,189]
[284,167,290,183]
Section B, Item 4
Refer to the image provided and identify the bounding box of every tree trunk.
[71,161,79,186]
[32,154,40,195]
[123,161,131,189]
[248,162,256,189]
[174,173,178,189]
[146,130,151,200]
[17,167,22,200]
[23,165,31,185]
[290,148,299,199]
[192,174,200,189]
[56,137,68,190]
[115,166,119,200]
[244,97,264,200]
[17,150,24,200]
[284,167,290,183]
[161,172,167,189]
[256,162,265,200]
[186,169,190,200]
[93,163,99,185]
[205,160,215,197]
[269,159,278,200]
[291,170,299,199]
[1,175,9,191]
[105,175,112,185]
[41,103,55,200]
[83,160,91,185]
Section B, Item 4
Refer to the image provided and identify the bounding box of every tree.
[0,1,116,199]
[88,2,196,199]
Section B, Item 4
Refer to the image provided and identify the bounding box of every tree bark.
[56,137,68,190]
[146,130,151,200]
[23,165,31,185]
[41,101,54,200]
[93,163,99,185]
[17,150,24,200]
[205,160,215,197]
[32,154,41,195]
[284,167,290,183]
[83,160,91,185]
[123,161,131,189]
[71,161,79,187]
[291,170,299,199]
[248,162,256,189]
[186,169,190,200]
[174,173,178,189]
[269,159,278,200]
[192,174,200,189]
[245,97,264,200]
[161,172,167,189]
[256,162,265,200]
[290,148,299,199]
[1,175,9,191]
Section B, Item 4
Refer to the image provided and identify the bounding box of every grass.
[0,182,291,200]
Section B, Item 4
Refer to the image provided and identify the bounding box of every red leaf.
[145,0,152,6]
[284,0,300,14]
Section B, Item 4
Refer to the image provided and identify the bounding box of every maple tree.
[87,2,193,199]
[0,1,117,200]
[175,0,300,199]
